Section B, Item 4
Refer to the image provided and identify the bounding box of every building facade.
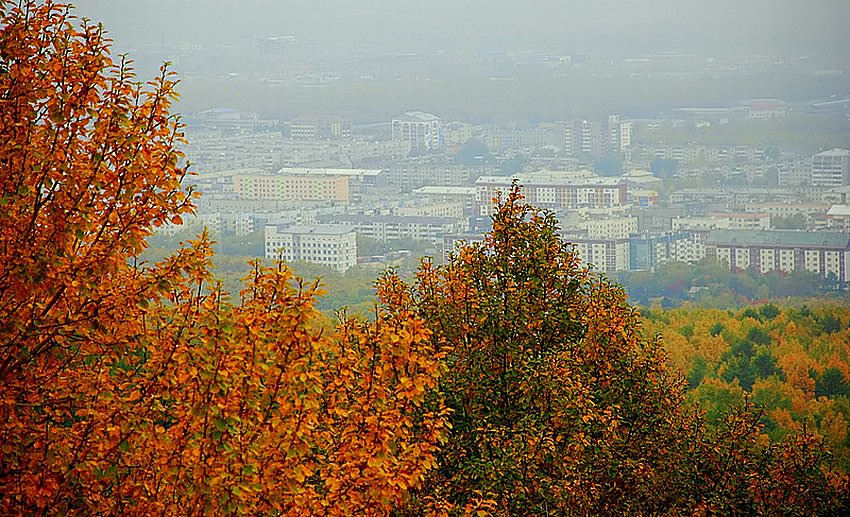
[811,149,850,188]
[264,224,357,272]
[391,111,443,149]
[475,171,627,215]
[232,168,386,204]
[705,229,850,283]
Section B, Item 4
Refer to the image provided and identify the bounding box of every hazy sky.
[73,0,850,57]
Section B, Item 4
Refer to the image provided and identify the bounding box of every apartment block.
[264,224,357,272]
[811,148,850,188]
[629,232,691,271]
[232,168,386,204]
[317,214,467,246]
[475,170,627,215]
[705,229,850,282]
[563,236,630,273]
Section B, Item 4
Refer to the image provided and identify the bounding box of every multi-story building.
[264,224,357,272]
[288,116,353,140]
[317,214,467,246]
[412,186,477,215]
[563,236,630,273]
[777,155,811,187]
[481,123,559,152]
[709,212,771,230]
[824,205,850,231]
[744,202,830,226]
[705,229,850,283]
[571,217,638,240]
[475,170,627,215]
[556,116,631,158]
[811,148,850,188]
[232,168,386,204]
[233,172,348,202]
[384,159,483,190]
[629,232,691,271]
[192,108,273,133]
[391,111,443,149]
[674,230,710,264]
[672,214,770,232]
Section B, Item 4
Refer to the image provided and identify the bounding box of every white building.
[391,111,443,149]
[811,149,850,188]
[563,236,630,273]
[264,224,357,272]
[705,229,850,282]
[824,205,850,231]
[574,217,638,240]
[317,214,466,246]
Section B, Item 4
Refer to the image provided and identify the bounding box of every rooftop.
[814,148,850,157]
[413,186,476,195]
[392,111,441,123]
[319,214,459,225]
[827,205,850,217]
[274,167,384,177]
[268,224,356,236]
[476,171,624,187]
[707,229,850,248]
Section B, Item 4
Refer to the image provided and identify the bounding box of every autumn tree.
[0,2,447,513]
[379,185,849,515]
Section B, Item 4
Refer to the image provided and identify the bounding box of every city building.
[777,155,811,187]
[264,224,357,272]
[391,111,443,149]
[824,205,850,231]
[232,168,386,204]
[475,170,627,215]
[811,148,850,188]
[629,232,691,271]
[672,213,770,232]
[742,99,788,119]
[563,235,630,273]
[570,217,638,240]
[288,116,353,140]
[412,186,477,215]
[192,108,273,132]
[557,115,631,158]
[316,214,467,246]
[384,159,482,190]
[705,229,850,283]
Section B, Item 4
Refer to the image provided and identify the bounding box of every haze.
[74,0,850,56]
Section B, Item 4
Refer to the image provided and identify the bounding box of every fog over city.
[69,1,850,121]
[75,0,850,55]
[68,0,850,303]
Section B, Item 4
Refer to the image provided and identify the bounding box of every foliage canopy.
[1,2,848,515]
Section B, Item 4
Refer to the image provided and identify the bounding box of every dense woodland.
[643,303,850,471]
[2,2,849,515]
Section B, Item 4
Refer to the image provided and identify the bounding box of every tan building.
[232,168,385,204]
[475,170,627,215]
[233,172,349,202]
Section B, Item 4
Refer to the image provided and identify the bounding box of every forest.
[1,2,849,515]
